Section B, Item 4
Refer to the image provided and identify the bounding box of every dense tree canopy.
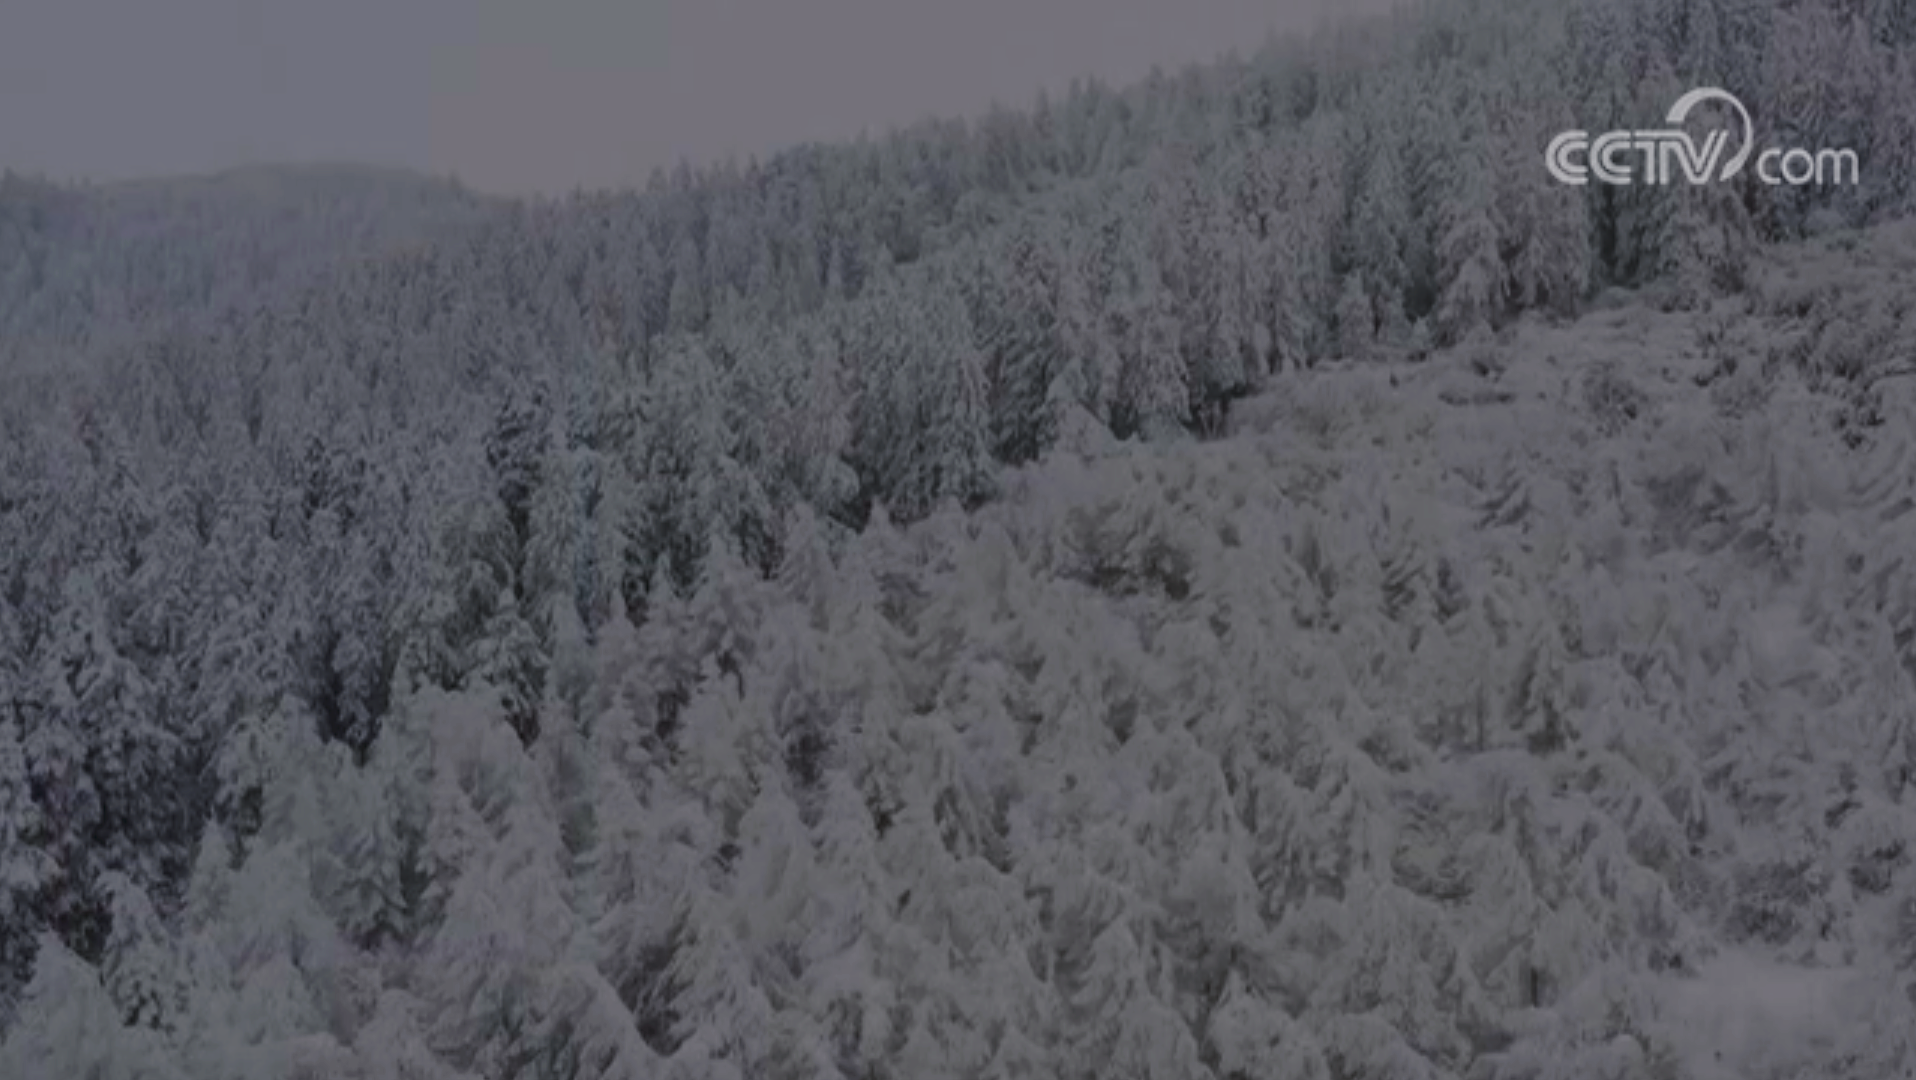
[4,0,1916,1074]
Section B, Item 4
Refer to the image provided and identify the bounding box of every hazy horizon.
[5,2,1915,1078]
[0,0,1381,197]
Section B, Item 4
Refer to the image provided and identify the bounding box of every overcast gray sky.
[1,0,1367,196]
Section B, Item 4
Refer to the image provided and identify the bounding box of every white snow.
[1653,948,1869,1078]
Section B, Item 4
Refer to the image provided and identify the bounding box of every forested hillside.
[3,0,1916,1076]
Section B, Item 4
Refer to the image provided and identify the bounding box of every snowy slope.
[5,0,1916,1074]
[1654,948,1871,1079]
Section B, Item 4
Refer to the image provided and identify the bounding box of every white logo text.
[1546,88,1858,186]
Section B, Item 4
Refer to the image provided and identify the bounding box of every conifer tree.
[98,871,185,1034]
[1431,91,1508,346]
[0,715,54,1023]
[0,933,179,1080]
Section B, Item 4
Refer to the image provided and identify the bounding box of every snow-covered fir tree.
[5,1,1916,1076]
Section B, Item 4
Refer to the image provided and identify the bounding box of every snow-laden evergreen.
[6,0,1916,1075]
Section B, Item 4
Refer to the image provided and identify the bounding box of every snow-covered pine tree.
[98,871,186,1035]
[0,714,55,1025]
[0,933,181,1080]
[921,279,997,513]
[419,792,585,1076]
[1498,79,1590,318]
[1335,272,1376,361]
[1117,241,1189,440]
[353,988,474,1080]
[1207,970,1330,1080]
[1262,208,1317,373]
[1430,89,1508,346]
[975,215,1074,465]
[522,402,587,647]
[29,562,181,956]
[638,335,754,588]
[1347,101,1412,345]
[659,883,779,1078]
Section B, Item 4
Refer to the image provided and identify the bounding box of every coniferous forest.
[5,0,1916,1076]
